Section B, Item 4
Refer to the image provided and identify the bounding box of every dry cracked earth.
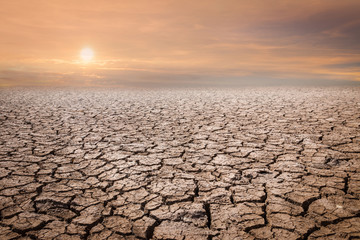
[0,87,360,240]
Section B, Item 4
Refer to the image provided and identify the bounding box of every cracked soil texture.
[0,87,359,240]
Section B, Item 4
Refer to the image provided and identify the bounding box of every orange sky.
[1,0,360,87]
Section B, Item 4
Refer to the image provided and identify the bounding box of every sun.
[80,47,94,63]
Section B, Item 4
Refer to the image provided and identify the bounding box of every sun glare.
[80,47,94,63]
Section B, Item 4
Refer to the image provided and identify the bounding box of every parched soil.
[0,87,359,240]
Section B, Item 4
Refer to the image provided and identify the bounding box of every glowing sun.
[80,47,94,63]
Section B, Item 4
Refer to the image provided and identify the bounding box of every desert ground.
[0,87,359,240]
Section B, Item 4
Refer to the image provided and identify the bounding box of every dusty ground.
[0,87,359,240]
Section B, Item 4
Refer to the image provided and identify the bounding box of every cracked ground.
[0,87,359,240]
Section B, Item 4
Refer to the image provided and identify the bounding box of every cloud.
[0,70,103,87]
